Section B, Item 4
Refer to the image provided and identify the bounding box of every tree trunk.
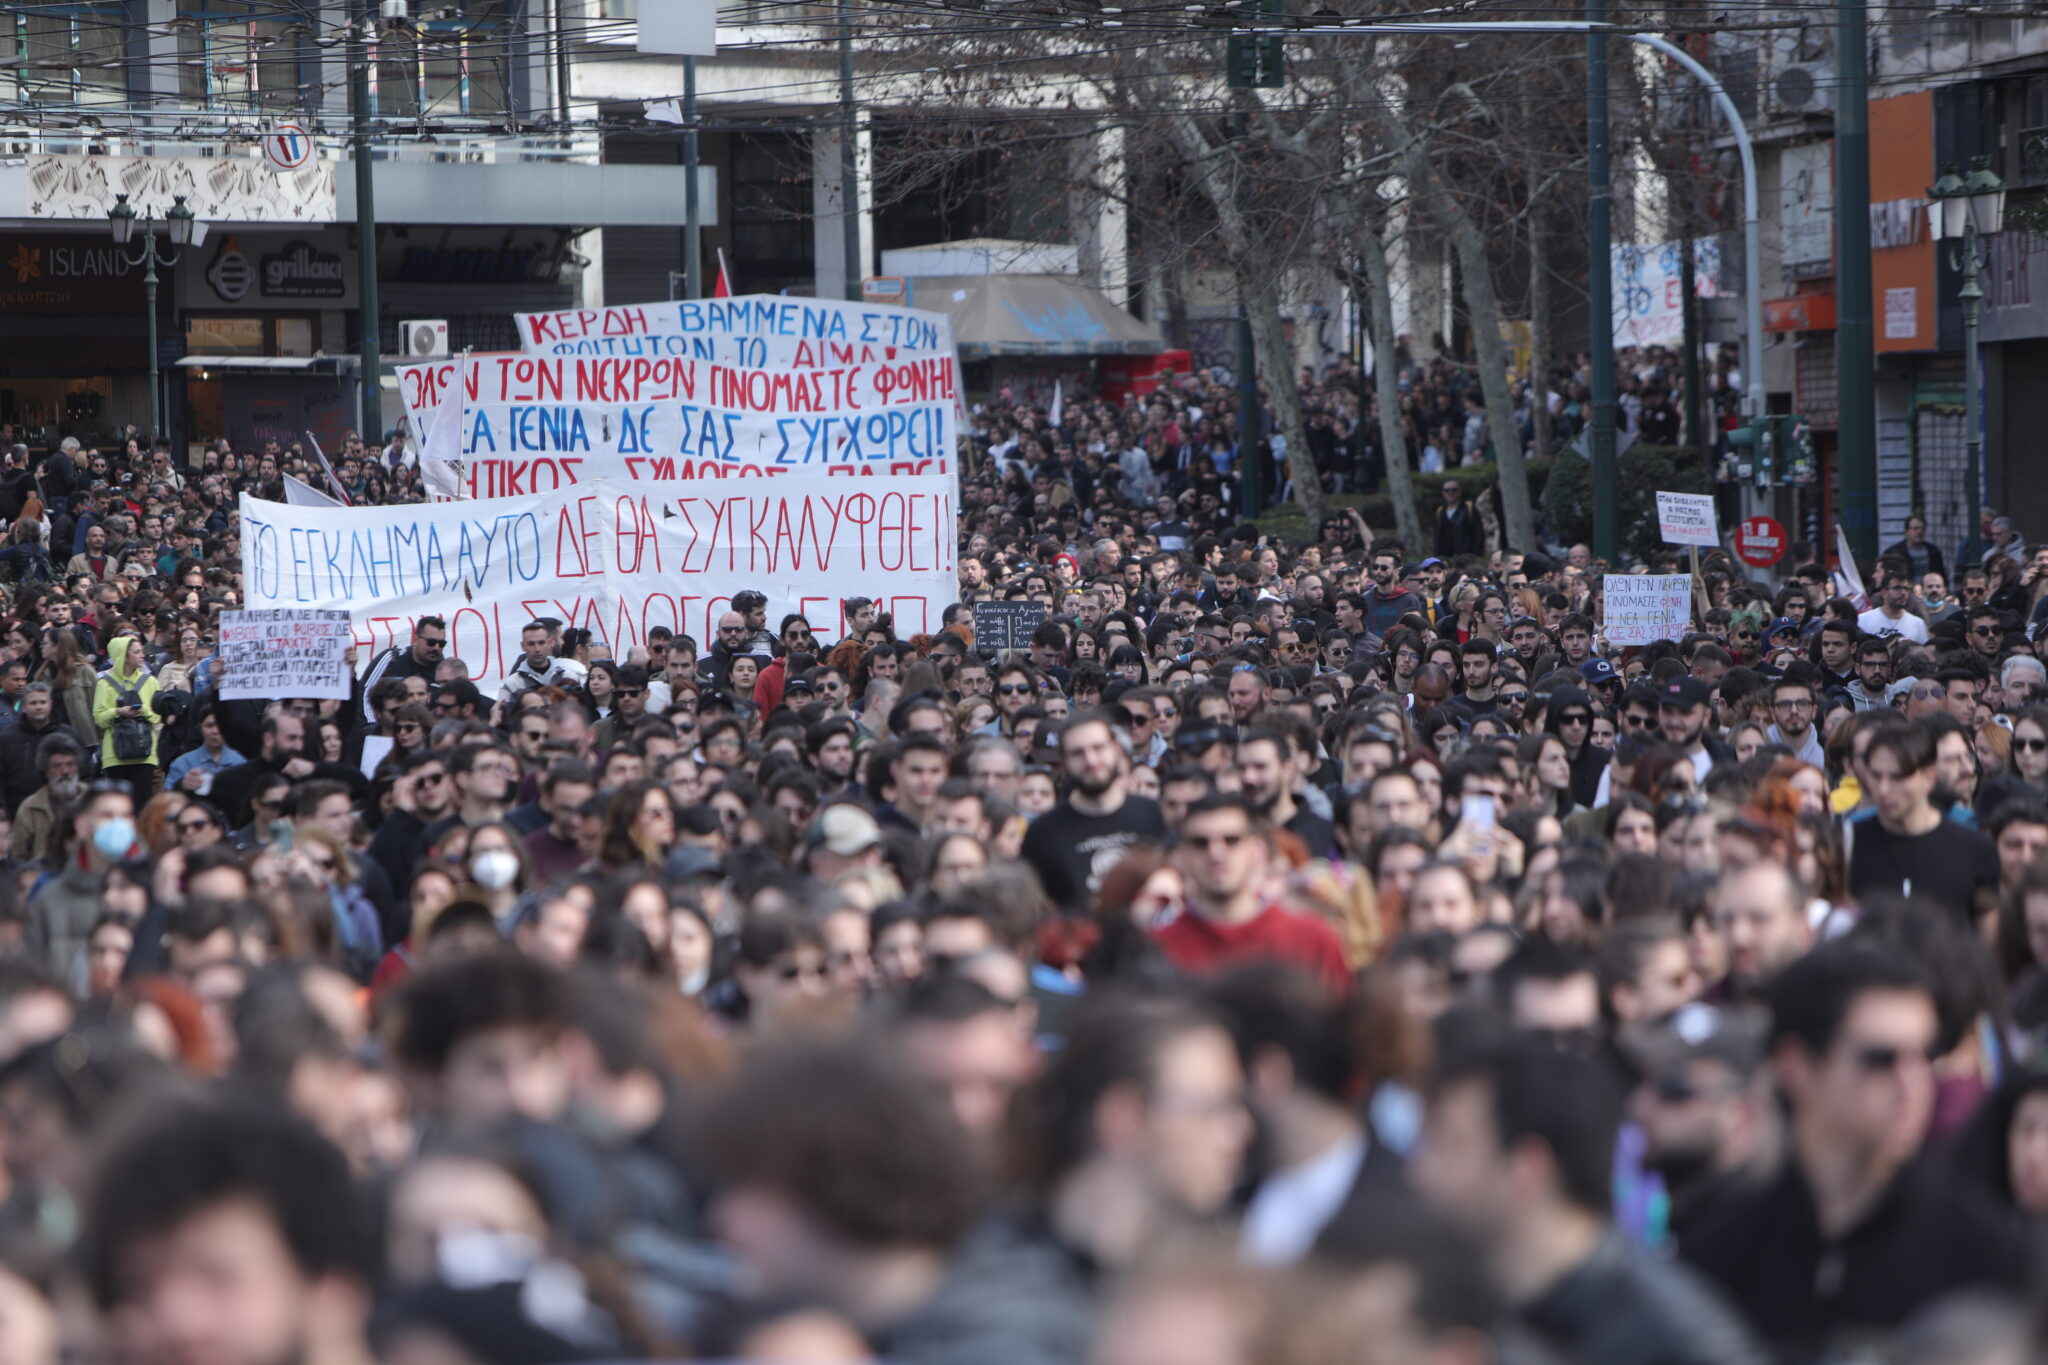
[1529,209,1553,461]
[1441,189,1536,550]
[1360,218,1423,548]
[1244,269,1327,527]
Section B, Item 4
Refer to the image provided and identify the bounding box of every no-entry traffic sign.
[1734,515,1788,568]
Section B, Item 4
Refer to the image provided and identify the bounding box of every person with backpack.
[0,521,54,587]
[92,633,161,804]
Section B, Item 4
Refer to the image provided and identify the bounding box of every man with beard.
[805,716,861,798]
[1624,1004,1780,1251]
[1361,549,1424,640]
[1443,640,1500,725]
[1235,727,1336,857]
[11,734,83,865]
[1657,677,1732,784]
[1020,712,1165,911]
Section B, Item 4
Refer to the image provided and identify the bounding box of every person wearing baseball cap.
[1659,675,1732,783]
[803,802,884,881]
[1621,1001,1776,1250]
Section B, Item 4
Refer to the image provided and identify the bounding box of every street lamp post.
[108,192,195,443]
[1928,155,2006,567]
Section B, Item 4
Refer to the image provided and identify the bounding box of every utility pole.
[350,0,383,439]
[1586,0,1617,563]
[838,5,862,302]
[684,56,701,299]
[1835,0,1876,560]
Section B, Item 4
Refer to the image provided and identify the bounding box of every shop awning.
[175,356,359,372]
[910,275,1164,358]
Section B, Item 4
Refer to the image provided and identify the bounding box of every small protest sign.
[218,609,355,701]
[974,600,1050,657]
[1605,575,1694,647]
[1656,491,1719,547]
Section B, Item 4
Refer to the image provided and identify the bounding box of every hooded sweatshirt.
[92,635,161,770]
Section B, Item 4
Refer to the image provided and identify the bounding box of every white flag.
[1833,522,1869,610]
[1049,380,1063,429]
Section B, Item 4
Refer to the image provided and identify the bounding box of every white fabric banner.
[238,479,958,693]
[513,295,954,365]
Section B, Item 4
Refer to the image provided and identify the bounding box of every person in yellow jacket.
[93,633,161,802]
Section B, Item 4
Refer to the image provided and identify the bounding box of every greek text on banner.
[236,479,958,694]
[513,296,954,363]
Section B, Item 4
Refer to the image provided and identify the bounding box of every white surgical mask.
[470,849,519,891]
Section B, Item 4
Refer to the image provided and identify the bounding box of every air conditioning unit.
[1771,63,1829,115]
[402,319,449,358]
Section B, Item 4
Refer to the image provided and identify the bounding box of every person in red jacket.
[1152,792,1350,994]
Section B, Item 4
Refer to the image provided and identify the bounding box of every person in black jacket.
[1411,1023,1762,1365]
[1544,685,1609,810]
[1436,479,1484,559]
[0,683,80,816]
[1684,940,2029,1357]
[356,616,447,725]
[1882,514,1949,583]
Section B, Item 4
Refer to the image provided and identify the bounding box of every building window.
[9,1,125,107]
[178,1,304,110]
[374,0,509,121]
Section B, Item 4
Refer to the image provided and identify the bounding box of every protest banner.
[398,350,958,494]
[217,608,355,701]
[1655,491,1720,547]
[238,478,958,693]
[1604,575,1694,646]
[513,295,954,365]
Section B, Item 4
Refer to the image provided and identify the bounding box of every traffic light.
[1226,0,1285,87]
[1725,418,1767,485]
[1776,413,1815,484]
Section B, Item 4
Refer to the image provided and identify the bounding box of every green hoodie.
[93,634,161,770]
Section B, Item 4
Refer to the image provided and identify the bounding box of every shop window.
[9,1,126,108]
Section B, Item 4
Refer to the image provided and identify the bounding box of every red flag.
[712,248,733,298]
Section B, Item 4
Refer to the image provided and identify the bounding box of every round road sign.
[1735,515,1788,568]
[263,123,314,173]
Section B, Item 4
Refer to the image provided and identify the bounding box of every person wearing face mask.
[11,733,86,867]
[26,779,136,987]
[462,822,532,927]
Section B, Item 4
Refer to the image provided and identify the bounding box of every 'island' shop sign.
[0,235,145,313]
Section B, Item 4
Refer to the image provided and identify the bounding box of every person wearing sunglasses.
[358,615,448,726]
[1154,791,1347,992]
[1687,936,2025,1343]
[728,909,835,1032]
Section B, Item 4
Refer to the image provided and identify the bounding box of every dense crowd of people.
[0,385,2041,1365]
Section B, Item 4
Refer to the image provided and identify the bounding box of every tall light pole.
[839,1,862,302]
[1928,155,2006,567]
[108,193,195,443]
[351,0,384,440]
[1586,0,1616,564]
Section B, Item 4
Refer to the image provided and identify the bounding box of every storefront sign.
[0,234,144,313]
[1764,294,1837,332]
[186,230,355,308]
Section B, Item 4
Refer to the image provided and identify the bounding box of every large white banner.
[238,480,958,693]
[513,295,954,364]
[397,349,958,492]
